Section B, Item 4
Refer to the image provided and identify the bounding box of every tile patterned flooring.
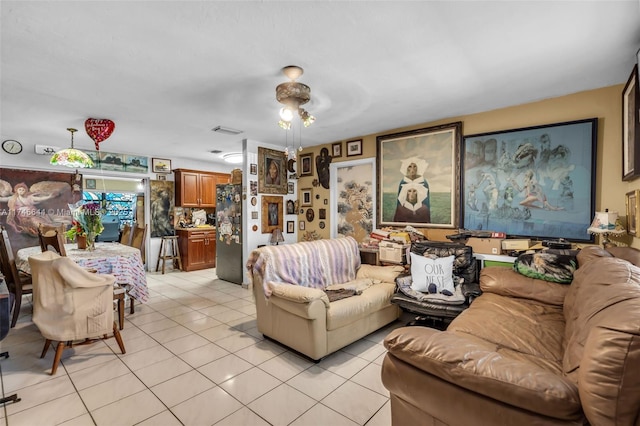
[0,268,411,425]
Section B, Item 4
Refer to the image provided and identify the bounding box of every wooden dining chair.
[130,224,147,262]
[28,251,125,375]
[37,224,67,257]
[119,223,132,246]
[0,226,33,327]
[125,224,147,314]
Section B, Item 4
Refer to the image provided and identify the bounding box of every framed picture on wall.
[462,118,597,242]
[287,220,295,233]
[152,158,172,174]
[301,188,313,207]
[332,142,342,158]
[300,153,313,176]
[261,196,283,233]
[626,189,639,236]
[258,147,287,194]
[377,122,461,229]
[330,158,376,240]
[622,64,640,181]
[346,139,363,157]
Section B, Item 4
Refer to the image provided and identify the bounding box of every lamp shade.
[50,148,95,168]
[587,210,625,240]
[270,228,284,245]
[588,210,619,233]
[50,128,95,168]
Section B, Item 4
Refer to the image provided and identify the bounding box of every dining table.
[16,242,149,304]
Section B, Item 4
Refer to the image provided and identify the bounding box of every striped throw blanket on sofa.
[246,236,361,297]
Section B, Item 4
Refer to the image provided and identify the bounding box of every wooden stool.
[156,236,182,274]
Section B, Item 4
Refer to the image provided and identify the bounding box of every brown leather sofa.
[381,245,640,425]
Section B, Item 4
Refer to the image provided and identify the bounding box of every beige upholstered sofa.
[382,246,640,425]
[247,237,404,360]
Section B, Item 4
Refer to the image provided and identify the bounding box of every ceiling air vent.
[211,126,243,135]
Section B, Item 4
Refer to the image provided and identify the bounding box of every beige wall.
[298,84,640,247]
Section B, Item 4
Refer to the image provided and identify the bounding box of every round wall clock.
[2,139,22,155]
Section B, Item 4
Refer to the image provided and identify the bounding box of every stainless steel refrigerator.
[215,183,243,284]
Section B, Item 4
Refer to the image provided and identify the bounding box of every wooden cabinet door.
[199,174,217,207]
[205,231,216,267]
[178,171,200,207]
[187,232,207,268]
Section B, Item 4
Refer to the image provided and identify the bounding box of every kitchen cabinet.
[176,228,217,271]
[174,169,230,207]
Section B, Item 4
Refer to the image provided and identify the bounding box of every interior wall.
[297,84,637,247]
[242,138,298,285]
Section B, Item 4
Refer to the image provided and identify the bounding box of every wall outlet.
[34,144,60,155]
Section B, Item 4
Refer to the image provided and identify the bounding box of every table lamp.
[587,209,625,246]
[270,228,284,245]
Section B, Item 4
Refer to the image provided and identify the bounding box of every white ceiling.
[2,1,639,167]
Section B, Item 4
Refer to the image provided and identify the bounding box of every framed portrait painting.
[258,147,287,194]
[623,64,640,181]
[377,122,461,228]
[462,118,597,242]
[261,196,283,233]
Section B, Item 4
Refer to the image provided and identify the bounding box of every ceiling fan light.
[302,112,316,127]
[279,107,294,122]
[278,120,291,130]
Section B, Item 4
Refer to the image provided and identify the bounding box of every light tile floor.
[0,268,412,426]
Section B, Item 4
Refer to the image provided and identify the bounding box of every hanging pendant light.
[50,128,94,168]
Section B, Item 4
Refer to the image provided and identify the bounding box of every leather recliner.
[390,240,481,327]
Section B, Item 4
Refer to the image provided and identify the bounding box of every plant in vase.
[65,219,87,249]
[67,201,104,250]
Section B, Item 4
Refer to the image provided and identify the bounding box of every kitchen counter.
[175,226,216,231]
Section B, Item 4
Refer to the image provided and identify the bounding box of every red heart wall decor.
[85,118,115,150]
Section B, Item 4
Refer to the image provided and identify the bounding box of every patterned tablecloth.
[16,242,149,303]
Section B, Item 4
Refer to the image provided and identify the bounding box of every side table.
[359,247,379,265]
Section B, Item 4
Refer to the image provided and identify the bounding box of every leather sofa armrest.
[268,282,330,308]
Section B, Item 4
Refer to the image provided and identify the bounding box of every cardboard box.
[378,241,409,264]
[501,239,531,251]
[467,237,504,255]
